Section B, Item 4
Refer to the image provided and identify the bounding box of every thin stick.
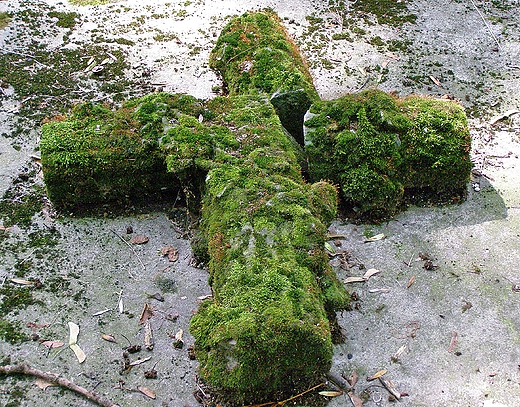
[0,363,120,407]
[109,228,144,274]
[469,0,503,52]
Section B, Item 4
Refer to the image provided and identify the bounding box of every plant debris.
[139,303,153,325]
[367,369,387,381]
[448,331,458,353]
[364,233,385,243]
[161,246,179,262]
[68,322,86,364]
[101,334,117,343]
[130,235,149,245]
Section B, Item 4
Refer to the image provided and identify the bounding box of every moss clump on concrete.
[210,10,319,144]
[40,93,203,211]
[189,95,348,403]
[304,90,472,219]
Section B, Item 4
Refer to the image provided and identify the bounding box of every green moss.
[210,11,319,145]
[0,185,45,228]
[210,11,317,99]
[0,320,28,344]
[305,90,472,219]
[47,11,80,29]
[0,12,11,29]
[189,96,348,403]
[40,93,205,211]
[0,285,41,315]
[348,0,417,26]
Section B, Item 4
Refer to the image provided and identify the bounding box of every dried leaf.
[35,378,56,391]
[144,320,154,350]
[347,370,359,387]
[130,235,149,245]
[407,275,416,288]
[392,345,407,360]
[161,246,179,262]
[102,334,117,343]
[70,343,86,363]
[344,276,366,284]
[448,331,458,353]
[139,303,153,325]
[40,340,64,349]
[27,322,49,331]
[68,322,80,345]
[462,301,472,312]
[10,278,36,286]
[129,356,152,367]
[368,288,390,293]
[325,241,335,254]
[175,329,183,341]
[319,390,342,397]
[362,268,380,280]
[347,391,363,407]
[68,322,86,363]
[367,369,387,381]
[489,109,520,125]
[137,386,156,399]
[118,291,124,314]
[364,233,385,243]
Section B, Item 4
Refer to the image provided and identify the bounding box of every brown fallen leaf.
[40,340,65,349]
[362,268,380,280]
[347,391,363,407]
[344,276,366,284]
[407,275,416,288]
[34,377,57,391]
[462,301,472,312]
[367,369,387,381]
[347,370,359,387]
[27,322,49,332]
[392,345,407,362]
[139,303,153,325]
[161,246,179,262]
[101,334,117,343]
[319,390,342,397]
[137,386,156,399]
[130,235,149,245]
[448,331,458,353]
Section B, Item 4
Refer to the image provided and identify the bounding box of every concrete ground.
[1,0,519,406]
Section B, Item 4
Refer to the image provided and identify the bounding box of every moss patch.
[188,95,348,403]
[0,12,11,29]
[304,90,472,219]
[40,93,204,211]
[210,10,319,144]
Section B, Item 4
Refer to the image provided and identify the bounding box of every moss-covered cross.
[40,10,471,405]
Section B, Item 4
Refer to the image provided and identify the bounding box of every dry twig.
[0,363,119,407]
